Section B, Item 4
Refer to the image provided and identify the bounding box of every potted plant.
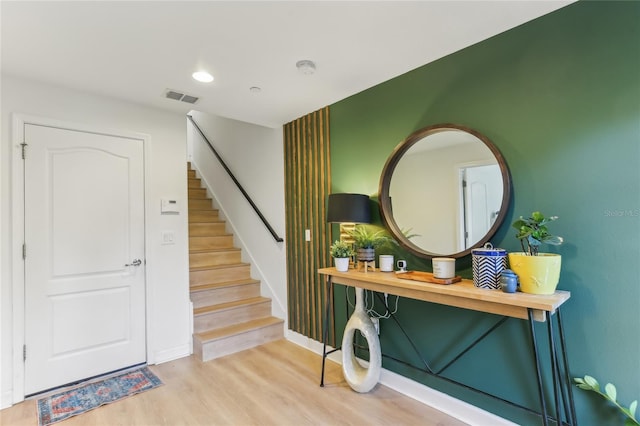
[509,211,564,294]
[347,225,395,262]
[330,240,355,272]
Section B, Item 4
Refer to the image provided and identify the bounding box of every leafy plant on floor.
[574,375,639,425]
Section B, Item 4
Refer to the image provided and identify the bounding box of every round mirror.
[379,123,511,259]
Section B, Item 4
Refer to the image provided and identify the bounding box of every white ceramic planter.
[334,257,350,272]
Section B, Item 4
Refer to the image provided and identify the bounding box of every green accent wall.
[329,2,640,424]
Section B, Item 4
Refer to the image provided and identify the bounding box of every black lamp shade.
[326,193,371,223]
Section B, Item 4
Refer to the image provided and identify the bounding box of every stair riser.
[190,283,261,308]
[190,265,251,285]
[188,169,196,178]
[188,179,202,188]
[190,250,241,268]
[189,223,226,237]
[194,302,272,333]
[189,236,234,250]
[195,322,284,362]
[189,199,214,211]
[188,188,207,198]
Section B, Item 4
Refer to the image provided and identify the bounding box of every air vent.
[181,95,199,104]
[165,89,199,104]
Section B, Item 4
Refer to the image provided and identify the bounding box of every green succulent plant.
[512,211,563,256]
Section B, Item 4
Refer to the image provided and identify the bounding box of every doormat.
[37,366,163,426]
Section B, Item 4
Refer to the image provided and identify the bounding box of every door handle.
[125,259,142,267]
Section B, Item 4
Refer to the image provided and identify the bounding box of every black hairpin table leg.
[529,308,549,426]
[320,276,333,387]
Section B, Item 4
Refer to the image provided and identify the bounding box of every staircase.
[188,163,284,361]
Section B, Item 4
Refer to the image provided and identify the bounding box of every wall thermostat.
[161,199,179,214]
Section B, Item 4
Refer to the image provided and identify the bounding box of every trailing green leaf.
[574,375,639,425]
[606,383,618,403]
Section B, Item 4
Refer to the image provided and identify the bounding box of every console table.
[318,267,576,426]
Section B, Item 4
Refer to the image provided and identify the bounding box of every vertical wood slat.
[283,107,332,344]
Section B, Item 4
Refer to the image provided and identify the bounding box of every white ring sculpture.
[342,287,382,393]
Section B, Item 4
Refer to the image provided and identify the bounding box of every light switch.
[161,231,175,245]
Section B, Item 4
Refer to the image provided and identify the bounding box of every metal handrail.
[187,115,284,243]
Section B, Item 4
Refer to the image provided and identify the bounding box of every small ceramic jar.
[500,269,519,293]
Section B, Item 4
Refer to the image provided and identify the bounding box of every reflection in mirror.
[379,124,510,259]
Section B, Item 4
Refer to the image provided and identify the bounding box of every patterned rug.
[37,366,163,426]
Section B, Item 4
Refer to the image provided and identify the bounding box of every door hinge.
[23,345,26,361]
[22,243,26,260]
[20,142,28,160]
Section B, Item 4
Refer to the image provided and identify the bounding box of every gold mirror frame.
[378,123,512,259]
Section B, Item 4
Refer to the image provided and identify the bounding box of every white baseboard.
[1,390,13,410]
[285,331,516,426]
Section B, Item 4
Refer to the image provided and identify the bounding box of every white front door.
[23,123,146,395]
[462,164,503,249]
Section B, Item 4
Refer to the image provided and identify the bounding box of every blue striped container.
[472,243,507,290]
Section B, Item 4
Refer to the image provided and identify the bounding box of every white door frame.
[11,113,154,403]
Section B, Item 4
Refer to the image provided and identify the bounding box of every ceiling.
[1,1,572,128]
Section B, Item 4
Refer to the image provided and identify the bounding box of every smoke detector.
[296,60,316,75]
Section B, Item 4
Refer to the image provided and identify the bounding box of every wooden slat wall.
[284,107,333,344]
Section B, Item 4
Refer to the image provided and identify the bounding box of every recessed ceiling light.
[192,71,214,83]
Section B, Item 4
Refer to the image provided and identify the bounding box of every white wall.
[0,76,191,407]
[187,110,287,321]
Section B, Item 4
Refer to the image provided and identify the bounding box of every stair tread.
[189,234,233,238]
[190,278,260,293]
[189,218,221,223]
[190,262,249,273]
[194,317,284,343]
[194,296,270,315]
[190,247,241,254]
[189,220,224,223]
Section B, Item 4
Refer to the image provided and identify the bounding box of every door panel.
[51,149,131,275]
[24,123,146,395]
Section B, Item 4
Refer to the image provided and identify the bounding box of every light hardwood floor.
[1,339,467,425]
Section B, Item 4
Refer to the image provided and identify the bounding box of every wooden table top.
[318,267,570,322]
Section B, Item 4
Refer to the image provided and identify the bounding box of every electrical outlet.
[371,317,379,335]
